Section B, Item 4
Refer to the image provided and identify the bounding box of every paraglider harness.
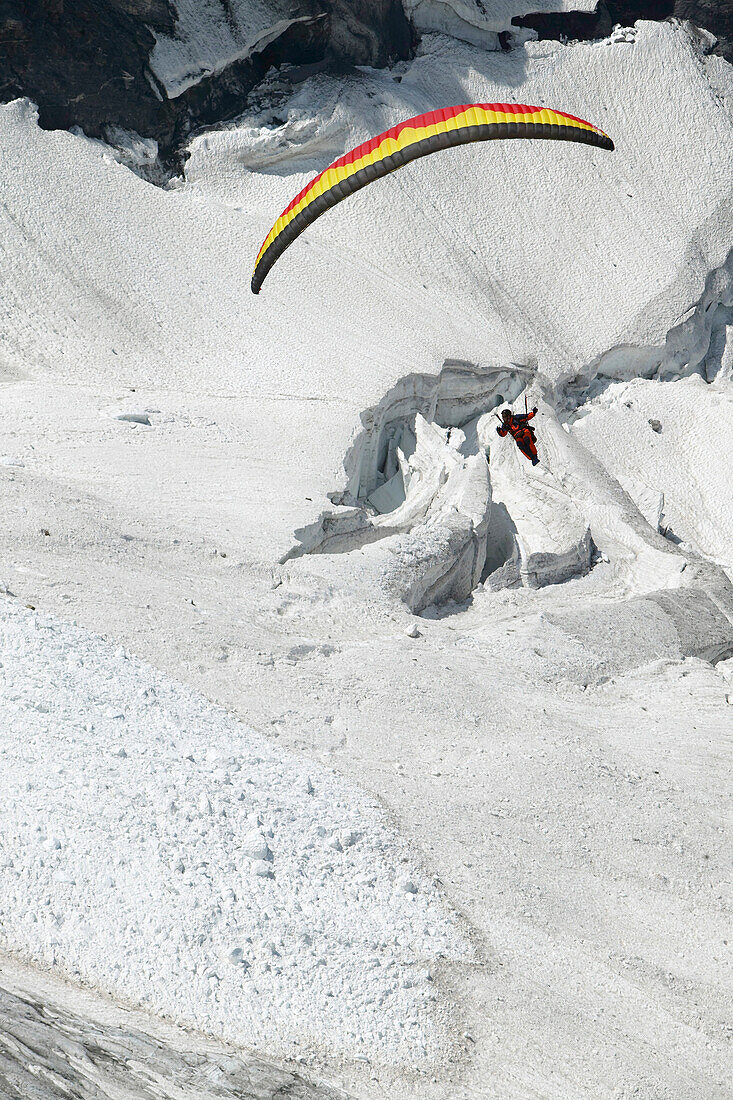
[495,397,539,464]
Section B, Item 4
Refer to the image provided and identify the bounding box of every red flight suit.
[496,409,539,465]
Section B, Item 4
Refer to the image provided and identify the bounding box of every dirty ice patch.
[0,603,467,1064]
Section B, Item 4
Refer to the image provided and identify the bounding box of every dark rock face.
[4,0,729,165]
[171,10,331,142]
[0,0,413,162]
[514,0,733,62]
[675,0,733,58]
[0,0,178,148]
[330,0,414,66]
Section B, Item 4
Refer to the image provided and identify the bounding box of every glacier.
[0,11,732,1100]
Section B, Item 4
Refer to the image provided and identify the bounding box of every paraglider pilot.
[496,406,539,465]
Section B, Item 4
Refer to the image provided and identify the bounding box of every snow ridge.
[560,245,733,402]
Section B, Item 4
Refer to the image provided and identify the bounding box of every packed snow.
[0,601,466,1067]
[0,13,732,1099]
[574,374,733,573]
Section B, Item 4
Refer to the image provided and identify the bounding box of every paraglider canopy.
[251,102,614,294]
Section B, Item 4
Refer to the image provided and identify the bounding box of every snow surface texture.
[574,375,733,572]
[0,953,345,1100]
[1,17,733,1100]
[0,602,466,1066]
[151,0,318,97]
[2,23,732,566]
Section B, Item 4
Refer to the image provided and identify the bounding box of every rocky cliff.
[0,0,412,162]
[1,0,730,164]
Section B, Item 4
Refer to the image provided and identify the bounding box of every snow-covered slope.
[0,601,466,1069]
[573,374,733,573]
[186,22,733,384]
[1,16,733,1100]
[2,21,732,563]
[151,0,317,97]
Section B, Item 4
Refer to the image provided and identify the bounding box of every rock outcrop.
[4,0,732,168]
[0,0,412,162]
[515,0,733,61]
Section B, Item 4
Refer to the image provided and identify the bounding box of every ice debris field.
[0,602,466,1064]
